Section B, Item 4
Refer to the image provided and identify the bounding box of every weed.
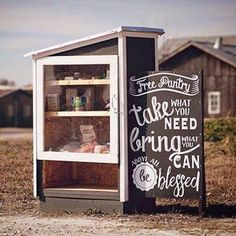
[204,118,236,142]
[84,208,106,216]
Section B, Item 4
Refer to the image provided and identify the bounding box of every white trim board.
[36,55,118,163]
[118,35,129,202]
[37,152,118,164]
[32,59,37,197]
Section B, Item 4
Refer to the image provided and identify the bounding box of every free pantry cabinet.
[25,26,164,213]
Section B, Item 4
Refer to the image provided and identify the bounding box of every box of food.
[47,94,60,111]
[66,88,77,110]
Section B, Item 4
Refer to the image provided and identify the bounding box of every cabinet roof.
[24,26,164,59]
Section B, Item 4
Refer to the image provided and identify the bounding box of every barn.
[0,89,33,127]
[159,36,236,117]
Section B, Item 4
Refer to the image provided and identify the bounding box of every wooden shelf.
[45,185,118,192]
[46,111,110,117]
[46,79,109,86]
[43,184,119,200]
[38,151,118,164]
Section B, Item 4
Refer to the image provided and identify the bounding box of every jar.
[71,96,86,111]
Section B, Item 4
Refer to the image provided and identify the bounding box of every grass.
[0,139,38,214]
[0,126,235,234]
[0,135,235,216]
[205,142,236,205]
[0,135,235,234]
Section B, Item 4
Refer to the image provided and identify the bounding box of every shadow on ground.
[155,204,236,218]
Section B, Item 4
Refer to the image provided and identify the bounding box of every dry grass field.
[0,139,37,214]
[0,126,235,235]
[1,137,235,215]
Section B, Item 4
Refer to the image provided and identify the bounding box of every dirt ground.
[0,128,32,140]
[0,128,235,235]
[0,213,235,236]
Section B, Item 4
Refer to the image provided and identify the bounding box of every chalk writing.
[128,71,203,199]
[129,72,200,96]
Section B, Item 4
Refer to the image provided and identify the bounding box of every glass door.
[36,55,118,163]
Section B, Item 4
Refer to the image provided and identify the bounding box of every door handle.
[111,94,118,114]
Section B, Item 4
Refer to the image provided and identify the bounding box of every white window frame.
[36,55,118,163]
[208,91,221,115]
[23,104,31,117]
[7,104,14,117]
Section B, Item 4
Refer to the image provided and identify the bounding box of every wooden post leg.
[198,194,206,216]
[198,158,206,217]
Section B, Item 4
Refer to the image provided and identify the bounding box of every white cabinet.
[36,55,118,163]
[28,26,164,212]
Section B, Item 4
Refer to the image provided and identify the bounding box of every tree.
[0,78,15,86]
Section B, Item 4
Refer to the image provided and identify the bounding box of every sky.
[0,0,236,86]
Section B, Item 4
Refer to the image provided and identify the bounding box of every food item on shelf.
[104,103,110,110]
[47,94,60,111]
[61,142,81,152]
[94,145,109,154]
[80,125,96,143]
[61,141,110,153]
[66,88,77,110]
[73,72,82,80]
[84,88,94,110]
[93,86,109,110]
[71,96,86,111]
[98,73,106,80]
[79,141,97,153]
[102,85,109,104]
[47,75,56,80]
[106,69,110,79]
[101,150,109,154]
[64,76,74,80]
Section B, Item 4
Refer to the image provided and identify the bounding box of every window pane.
[208,92,220,114]
[44,64,110,81]
[23,104,31,117]
[44,64,111,154]
[7,104,14,117]
[45,117,110,153]
[44,65,110,112]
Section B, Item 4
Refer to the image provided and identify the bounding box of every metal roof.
[159,35,236,58]
[160,40,236,68]
[24,26,164,59]
[195,42,236,67]
[0,89,18,98]
[0,89,32,98]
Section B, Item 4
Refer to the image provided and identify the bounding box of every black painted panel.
[127,71,204,200]
[127,37,155,78]
[53,38,118,56]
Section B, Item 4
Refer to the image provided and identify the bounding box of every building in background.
[159,36,236,117]
[0,88,32,127]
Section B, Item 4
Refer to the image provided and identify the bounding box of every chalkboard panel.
[127,71,204,200]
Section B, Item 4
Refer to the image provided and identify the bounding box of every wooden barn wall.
[52,38,118,56]
[159,46,236,117]
[0,92,33,127]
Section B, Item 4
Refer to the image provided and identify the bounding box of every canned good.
[71,96,86,111]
